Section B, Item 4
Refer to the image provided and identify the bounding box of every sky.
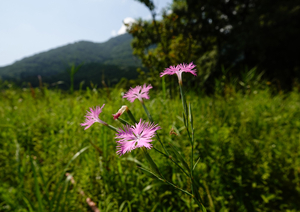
[0,0,172,67]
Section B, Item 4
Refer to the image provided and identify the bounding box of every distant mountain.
[0,33,142,87]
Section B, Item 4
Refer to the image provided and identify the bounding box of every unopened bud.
[112,105,128,120]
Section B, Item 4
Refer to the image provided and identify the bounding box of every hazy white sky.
[0,0,172,67]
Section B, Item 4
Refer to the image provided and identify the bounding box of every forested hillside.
[0,33,141,87]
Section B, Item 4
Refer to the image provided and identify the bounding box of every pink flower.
[123,84,152,103]
[81,104,107,130]
[160,62,197,84]
[115,119,161,155]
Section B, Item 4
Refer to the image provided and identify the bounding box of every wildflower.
[160,62,197,84]
[112,105,128,120]
[81,104,107,130]
[115,119,161,155]
[123,84,152,103]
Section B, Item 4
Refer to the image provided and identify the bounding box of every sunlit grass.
[1,84,300,211]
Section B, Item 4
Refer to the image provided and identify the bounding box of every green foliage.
[129,0,300,89]
[0,34,141,87]
[67,64,82,94]
[0,80,300,211]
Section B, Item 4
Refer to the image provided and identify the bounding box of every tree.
[129,0,300,89]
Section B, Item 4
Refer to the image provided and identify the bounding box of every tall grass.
[0,82,299,211]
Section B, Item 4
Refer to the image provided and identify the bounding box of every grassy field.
[0,82,300,212]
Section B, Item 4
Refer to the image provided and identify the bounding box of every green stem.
[179,84,188,119]
[179,85,204,210]
[139,166,192,197]
[142,103,153,122]
[126,109,137,123]
[141,147,162,177]
[105,124,118,132]
[117,117,131,126]
[142,102,170,155]
[153,147,189,177]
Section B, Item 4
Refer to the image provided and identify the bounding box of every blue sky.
[0,0,172,67]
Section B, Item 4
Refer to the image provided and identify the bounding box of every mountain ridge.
[0,33,141,87]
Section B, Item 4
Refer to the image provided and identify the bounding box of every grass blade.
[193,156,201,171]
[30,156,44,212]
[168,143,190,173]
[50,146,89,212]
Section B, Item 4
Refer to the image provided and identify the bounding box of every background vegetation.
[1,0,299,211]
[0,34,141,88]
[130,0,300,90]
[1,77,300,211]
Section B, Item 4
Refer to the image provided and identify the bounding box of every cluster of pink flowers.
[80,84,158,156]
[81,62,196,155]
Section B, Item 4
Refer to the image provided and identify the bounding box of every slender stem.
[153,147,189,177]
[179,84,188,119]
[126,109,137,123]
[106,124,118,132]
[186,127,193,146]
[155,134,169,155]
[141,103,153,122]
[139,166,193,197]
[142,102,170,155]
[141,147,162,177]
[164,179,194,197]
[179,84,202,208]
[117,117,131,126]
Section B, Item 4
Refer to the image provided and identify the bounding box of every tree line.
[129,0,300,91]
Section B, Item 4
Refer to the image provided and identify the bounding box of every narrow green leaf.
[122,156,146,168]
[30,156,44,212]
[35,161,50,204]
[117,159,125,184]
[53,177,71,212]
[50,146,89,212]
[119,200,132,212]
[192,182,202,205]
[153,147,189,177]
[139,166,162,180]
[141,147,162,177]
[198,203,207,212]
[182,112,187,127]
[193,156,201,171]
[168,143,190,173]
[22,196,34,212]
[60,185,71,212]
[140,166,194,197]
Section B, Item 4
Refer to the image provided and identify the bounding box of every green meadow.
[1,82,300,212]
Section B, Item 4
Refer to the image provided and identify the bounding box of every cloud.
[111,30,117,36]
[113,17,136,37]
